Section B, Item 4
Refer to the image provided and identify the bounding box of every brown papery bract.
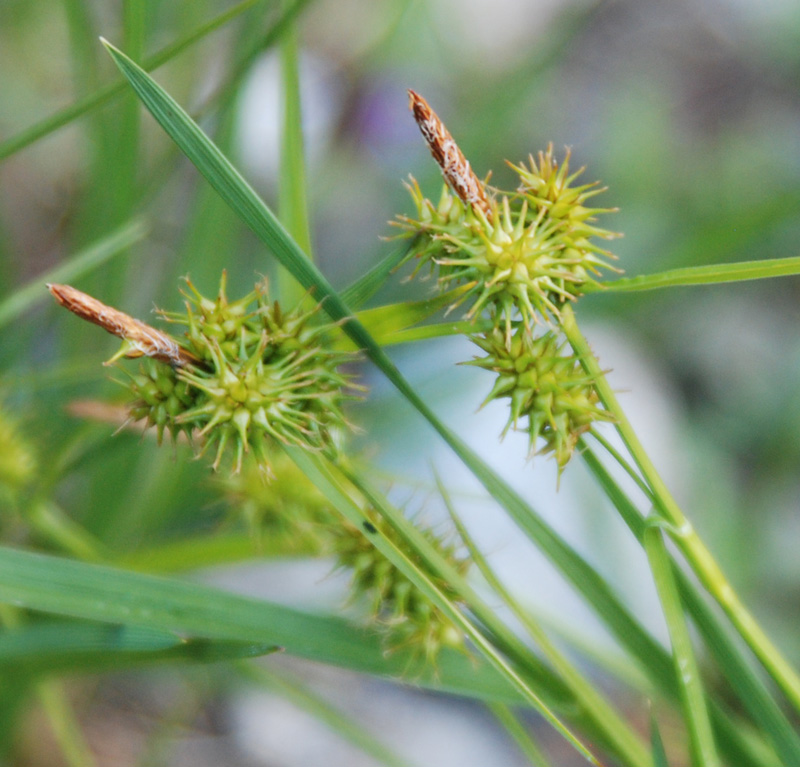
[408,89,491,218]
[47,283,199,368]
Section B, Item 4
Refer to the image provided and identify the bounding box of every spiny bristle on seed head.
[407,89,491,219]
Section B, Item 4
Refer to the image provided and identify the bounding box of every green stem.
[562,304,800,714]
[582,443,800,767]
[27,499,107,562]
[36,683,98,767]
[643,523,720,767]
[441,477,651,767]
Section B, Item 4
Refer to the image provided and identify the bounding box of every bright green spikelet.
[467,325,613,470]
[333,511,468,662]
[395,145,620,337]
[124,274,360,473]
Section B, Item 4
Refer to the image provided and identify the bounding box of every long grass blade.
[0,544,534,705]
[347,286,474,348]
[582,446,800,766]
[0,619,276,675]
[593,256,800,293]
[564,306,800,714]
[277,7,313,306]
[284,449,603,766]
[644,523,721,767]
[650,715,669,767]
[439,478,649,767]
[340,241,417,309]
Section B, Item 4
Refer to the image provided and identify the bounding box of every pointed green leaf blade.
[0,545,526,705]
[594,256,800,293]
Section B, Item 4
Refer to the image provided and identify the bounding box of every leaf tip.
[98,36,118,54]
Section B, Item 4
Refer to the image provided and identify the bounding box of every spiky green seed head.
[124,274,360,473]
[394,145,620,337]
[467,325,613,471]
[333,511,468,662]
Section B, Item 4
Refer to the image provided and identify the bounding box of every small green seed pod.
[467,325,614,471]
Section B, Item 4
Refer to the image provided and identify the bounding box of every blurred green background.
[2,0,800,764]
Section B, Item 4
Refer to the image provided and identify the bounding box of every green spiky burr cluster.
[396,138,619,471]
[333,512,467,662]
[222,452,468,660]
[127,274,358,472]
[467,326,613,471]
[396,144,619,335]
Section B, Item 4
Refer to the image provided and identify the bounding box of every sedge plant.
[1,7,800,767]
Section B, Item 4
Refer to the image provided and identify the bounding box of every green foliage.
[2,3,800,767]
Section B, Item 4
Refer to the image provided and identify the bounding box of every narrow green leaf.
[284,450,602,766]
[594,256,800,293]
[351,286,472,345]
[650,714,669,767]
[565,306,800,715]
[0,219,147,330]
[0,545,529,705]
[644,523,720,767]
[0,619,277,676]
[373,319,492,347]
[440,477,650,767]
[37,680,97,767]
[277,9,312,306]
[278,18,311,254]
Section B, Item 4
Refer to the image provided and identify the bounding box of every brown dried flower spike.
[47,283,199,367]
[408,90,491,218]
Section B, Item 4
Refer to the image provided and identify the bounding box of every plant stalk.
[562,304,800,714]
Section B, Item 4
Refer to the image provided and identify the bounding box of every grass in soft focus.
[2,1,800,766]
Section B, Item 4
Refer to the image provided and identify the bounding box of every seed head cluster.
[402,93,619,469]
[466,326,613,470]
[333,510,468,662]
[224,453,468,662]
[51,274,358,474]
